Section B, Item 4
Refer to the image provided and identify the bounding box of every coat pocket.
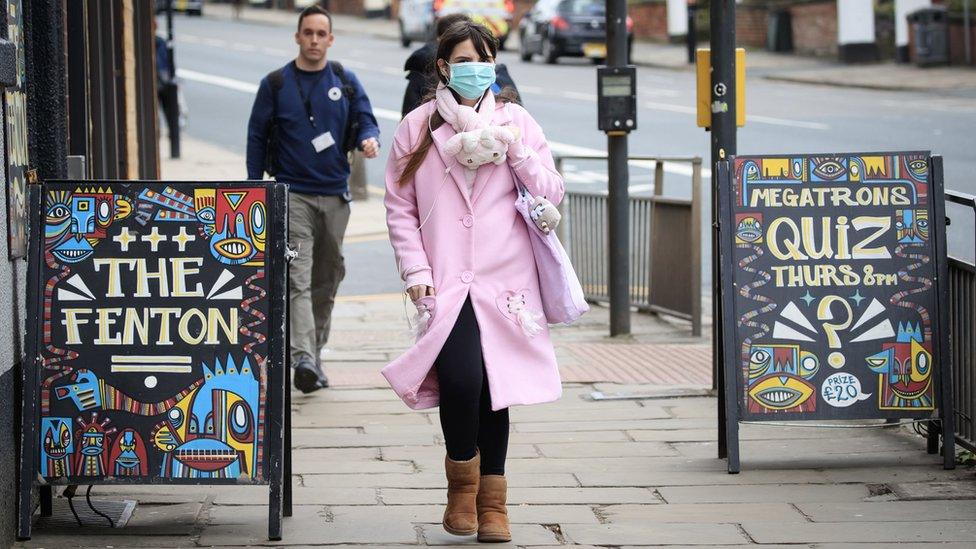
[495,289,544,338]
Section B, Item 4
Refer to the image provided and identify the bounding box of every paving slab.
[658,483,871,504]
[600,502,807,524]
[513,418,714,433]
[199,505,419,546]
[291,431,439,449]
[214,486,377,506]
[325,503,600,525]
[742,520,976,544]
[301,472,578,489]
[15,535,198,548]
[509,429,630,444]
[380,487,658,505]
[795,500,976,522]
[536,441,678,458]
[561,523,747,545]
[421,523,559,545]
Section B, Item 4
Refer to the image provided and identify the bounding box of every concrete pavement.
[199,3,976,93]
[13,136,975,547]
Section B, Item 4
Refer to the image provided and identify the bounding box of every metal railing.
[554,155,703,335]
[947,190,976,452]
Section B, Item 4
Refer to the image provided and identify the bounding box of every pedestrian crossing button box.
[597,65,637,133]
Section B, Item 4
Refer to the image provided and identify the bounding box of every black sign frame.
[717,153,956,473]
[18,180,290,540]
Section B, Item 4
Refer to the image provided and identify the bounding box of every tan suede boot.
[476,475,511,542]
[443,452,480,535]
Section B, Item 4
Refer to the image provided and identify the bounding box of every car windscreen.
[557,0,605,16]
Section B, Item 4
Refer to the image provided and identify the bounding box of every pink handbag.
[512,171,589,324]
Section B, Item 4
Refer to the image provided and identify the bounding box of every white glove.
[530,196,561,234]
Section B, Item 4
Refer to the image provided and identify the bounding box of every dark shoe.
[293,361,321,394]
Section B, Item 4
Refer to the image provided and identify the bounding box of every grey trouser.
[289,192,350,366]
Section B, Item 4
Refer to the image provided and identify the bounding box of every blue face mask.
[447,62,496,100]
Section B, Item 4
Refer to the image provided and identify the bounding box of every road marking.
[176,70,711,178]
[179,68,259,93]
[231,43,258,52]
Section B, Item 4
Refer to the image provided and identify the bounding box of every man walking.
[247,5,380,393]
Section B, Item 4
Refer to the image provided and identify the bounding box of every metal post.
[607,0,630,337]
[711,0,736,459]
[653,160,664,196]
[966,0,972,66]
[164,0,180,159]
[687,2,697,64]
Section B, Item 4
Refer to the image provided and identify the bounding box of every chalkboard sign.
[19,181,289,539]
[717,153,955,472]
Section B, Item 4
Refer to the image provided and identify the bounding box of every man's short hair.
[298,5,333,33]
[436,13,471,38]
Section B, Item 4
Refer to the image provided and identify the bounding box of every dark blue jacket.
[246,61,380,195]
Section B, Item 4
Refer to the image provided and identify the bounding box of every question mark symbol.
[817,295,852,369]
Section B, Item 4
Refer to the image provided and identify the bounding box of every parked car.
[519,0,632,64]
[155,0,204,16]
[398,0,515,49]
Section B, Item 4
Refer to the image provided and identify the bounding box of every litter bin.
[766,10,793,53]
[908,6,949,66]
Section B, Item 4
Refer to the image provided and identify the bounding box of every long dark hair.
[397,22,518,186]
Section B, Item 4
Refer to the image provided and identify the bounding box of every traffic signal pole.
[606,0,630,336]
[710,0,736,459]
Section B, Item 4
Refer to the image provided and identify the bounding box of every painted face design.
[210,189,267,266]
[866,323,934,409]
[194,189,217,235]
[73,413,115,477]
[895,209,929,244]
[47,188,132,264]
[746,344,819,413]
[40,417,73,477]
[810,157,846,181]
[735,215,763,244]
[153,355,259,478]
[109,428,148,476]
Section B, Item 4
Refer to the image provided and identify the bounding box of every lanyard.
[292,63,327,129]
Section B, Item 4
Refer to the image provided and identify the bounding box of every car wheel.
[189,8,202,16]
[498,35,508,51]
[543,38,558,64]
[591,57,606,65]
[399,21,411,48]
[519,32,532,62]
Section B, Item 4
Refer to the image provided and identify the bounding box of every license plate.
[583,42,607,58]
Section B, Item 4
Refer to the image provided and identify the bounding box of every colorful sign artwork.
[35,182,276,481]
[5,0,29,258]
[727,153,943,419]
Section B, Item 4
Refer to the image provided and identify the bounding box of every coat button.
[462,214,474,228]
[460,271,474,284]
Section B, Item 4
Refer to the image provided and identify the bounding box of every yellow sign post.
[696,47,745,129]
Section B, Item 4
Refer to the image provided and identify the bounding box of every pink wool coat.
[382,98,565,411]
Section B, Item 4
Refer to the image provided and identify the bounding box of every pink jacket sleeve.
[505,105,565,205]
[384,121,433,290]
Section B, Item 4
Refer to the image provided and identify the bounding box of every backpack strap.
[329,61,356,101]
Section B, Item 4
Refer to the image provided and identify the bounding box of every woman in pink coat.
[383,21,564,543]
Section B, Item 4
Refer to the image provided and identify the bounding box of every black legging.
[435,297,510,476]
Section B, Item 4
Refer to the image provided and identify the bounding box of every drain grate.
[35,497,136,530]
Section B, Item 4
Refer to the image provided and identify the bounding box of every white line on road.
[178,68,259,93]
[177,69,712,179]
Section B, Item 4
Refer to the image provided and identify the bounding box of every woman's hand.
[503,125,522,142]
[407,285,435,302]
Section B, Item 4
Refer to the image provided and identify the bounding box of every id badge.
[312,131,335,153]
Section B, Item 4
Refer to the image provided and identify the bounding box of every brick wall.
[630,2,668,42]
[736,5,768,48]
[790,0,837,57]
